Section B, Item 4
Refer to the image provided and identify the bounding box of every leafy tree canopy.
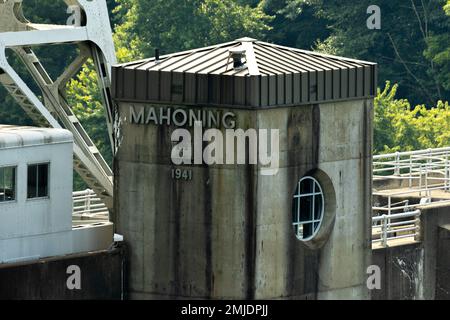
[115,0,273,57]
[375,82,450,154]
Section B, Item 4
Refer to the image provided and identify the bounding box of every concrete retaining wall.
[0,246,124,300]
[372,204,450,300]
[372,244,423,300]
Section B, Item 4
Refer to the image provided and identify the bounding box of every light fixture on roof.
[228,47,247,71]
[155,48,161,64]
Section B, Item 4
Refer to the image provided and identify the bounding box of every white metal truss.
[0,0,116,214]
[0,0,116,215]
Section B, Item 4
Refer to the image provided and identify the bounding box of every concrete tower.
[111,38,377,299]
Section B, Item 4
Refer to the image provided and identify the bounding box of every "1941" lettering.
[171,168,193,181]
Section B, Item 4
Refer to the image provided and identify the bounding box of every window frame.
[0,165,17,204]
[292,176,325,241]
[26,162,50,201]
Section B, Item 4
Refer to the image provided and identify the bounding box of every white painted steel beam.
[0,0,117,214]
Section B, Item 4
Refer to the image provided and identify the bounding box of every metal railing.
[372,147,450,247]
[373,184,450,215]
[73,189,109,220]
[372,210,421,248]
[373,147,450,190]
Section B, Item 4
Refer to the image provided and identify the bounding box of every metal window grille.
[292,176,324,241]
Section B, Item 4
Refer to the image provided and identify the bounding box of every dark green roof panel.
[112,37,377,108]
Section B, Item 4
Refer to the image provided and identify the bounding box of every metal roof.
[0,125,73,149]
[112,37,377,108]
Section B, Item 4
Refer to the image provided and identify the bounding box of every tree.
[112,0,143,62]
[273,0,450,106]
[374,82,450,154]
[424,0,450,92]
[262,0,331,50]
[123,0,273,56]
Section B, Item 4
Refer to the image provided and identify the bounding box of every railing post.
[404,199,409,212]
[387,196,392,233]
[84,189,92,215]
[445,156,450,191]
[409,155,413,188]
[83,191,87,215]
[382,214,388,248]
[394,152,400,175]
[419,164,423,196]
[427,149,431,192]
[427,149,431,169]
[414,210,421,242]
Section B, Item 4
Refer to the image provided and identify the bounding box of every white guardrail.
[372,147,450,247]
[73,189,109,218]
[372,210,421,248]
[373,147,450,190]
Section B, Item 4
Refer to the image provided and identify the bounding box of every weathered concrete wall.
[0,246,124,300]
[436,226,450,299]
[372,204,450,300]
[115,99,373,299]
[372,244,424,300]
[420,204,450,299]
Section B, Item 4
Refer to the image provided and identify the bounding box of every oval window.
[292,176,325,241]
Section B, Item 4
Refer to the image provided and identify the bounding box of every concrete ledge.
[0,222,114,264]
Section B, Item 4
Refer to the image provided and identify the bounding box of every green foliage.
[123,0,273,56]
[0,86,34,126]
[374,82,450,154]
[262,0,330,50]
[270,0,450,106]
[445,0,450,14]
[424,0,450,92]
[198,0,272,43]
[112,0,143,62]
